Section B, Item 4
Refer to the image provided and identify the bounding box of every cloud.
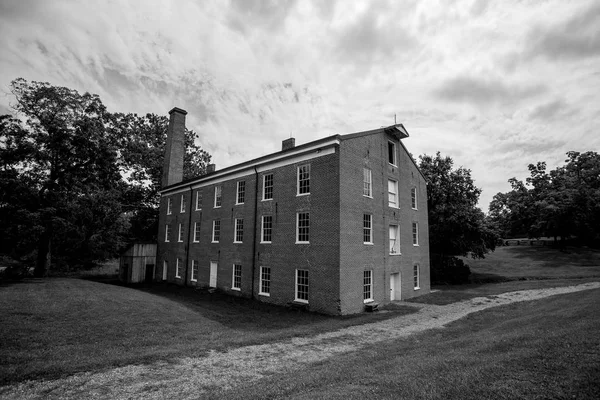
[528,99,576,121]
[434,76,547,106]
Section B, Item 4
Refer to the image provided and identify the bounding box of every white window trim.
[178,223,184,242]
[363,214,373,245]
[389,224,401,255]
[414,265,420,290]
[175,258,182,278]
[296,212,310,244]
[296,164,310,196]
[195,191,202,211]
[411,187,418,210]
[412,222,419,246]
[259,266,271,297]
[193,222,200,243]
[388,141,397,166]
[231,264,242,291]
[191,260,198,282]
[212,220,220,243]
[262,174,273,201]
[180,194,186,213]
[167,198,173,215]
[214,186,222,208]
[363,270,373,303]
[165,225,171,242]
[236,181,245,205]
[295,269,309,304]
[388,179,399,208]
[363,168,373,198]
[261,215,272,244]
[234,218,243,243]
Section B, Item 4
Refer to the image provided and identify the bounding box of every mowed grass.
[410,245,600,305]
[213,288,600,400]
[0,278,416,385]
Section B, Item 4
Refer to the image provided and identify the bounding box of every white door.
[209,261,218,288]
[390,273,401,301]
[162,261,167,280]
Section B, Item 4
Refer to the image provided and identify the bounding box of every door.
[162,261,167,280]
[145,264,154,283]
[209,261,218,288]
[390,273,401,301]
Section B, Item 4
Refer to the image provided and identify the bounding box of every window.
[193,222,200,243]
[389,225,400,254]
[180,194,186,213]
[414,265,420,289]
[363,168,372,197]
[263,174,273,200]
[165,224,171,242]
[214,186,222,208]
[232,264,242,290]
[363,214,373,244]
[167,198,173,215]
[295,269,309,303]
[178,223,184,242]
[297,164,310,195]
[388,179,398,207]
[363,270,373,302]
[388,141,397,165]
[176,258,182,278]
[259,266,271,296]
[261,215,273,243]
[411,187,417,209]
[162,260,168,280]
[196,191,202,210]
[234,218,244,243]
[212,220,220,242]
[236,181,245,204]
[191,260,198,282]
[296,212,310,243]
[412,222,419,246]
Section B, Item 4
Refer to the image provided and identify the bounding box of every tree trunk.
[34,222,52,277]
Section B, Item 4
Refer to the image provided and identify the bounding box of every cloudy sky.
[1,0,599,209]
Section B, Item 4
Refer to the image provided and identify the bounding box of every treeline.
[0,78,211,276]
[488,152,600,248]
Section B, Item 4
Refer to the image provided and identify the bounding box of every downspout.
[251,166,259,299]
[183,184,193,287]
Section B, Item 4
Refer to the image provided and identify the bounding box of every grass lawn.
[0,278,417,385]
[212,288,600,400]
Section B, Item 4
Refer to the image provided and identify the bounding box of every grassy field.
[212,288,600,399]
[0,279,416,385]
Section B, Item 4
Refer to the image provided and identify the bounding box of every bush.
[431,255,471,285]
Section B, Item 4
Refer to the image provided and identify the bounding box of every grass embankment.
[0,279,416,385]
[213,288,600,400]
[410,245,600,305]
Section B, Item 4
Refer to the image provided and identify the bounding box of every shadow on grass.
[500,245,600,265]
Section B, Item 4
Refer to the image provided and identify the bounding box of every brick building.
[157,107,430,315]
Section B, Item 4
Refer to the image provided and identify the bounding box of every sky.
[1,0,599,210]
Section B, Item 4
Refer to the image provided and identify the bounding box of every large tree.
[419,152,497,283]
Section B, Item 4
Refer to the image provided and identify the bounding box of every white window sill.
[211,241,219,244]
[167,212,172,215]
[388,205,400,209]
[295,241,310,244]
[178,240,183,243]
[195,208,202,211]
[180,211,186,214]
[214,205,221,209]
[235,203,244,206]
[175,275,181,279]
[363,195,373,199]
[413,244,419,247]
[165,240,170,243]
[261,198,273,202]
[363,299,374,304]
[389,253,402,256]
[414,287,420,290]
[258,292,270,297]
[412,207,418,211]
[294,299,309,304]
[364,242,374,245]
[260,241,272,244]
[296,192,310,197]
[193,240,199,243]
[389,163,397,167]
[231,287,241,291]
[191,279,197,282]
[233,241,243,244]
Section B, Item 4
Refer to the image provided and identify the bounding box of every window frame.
[232,264,242,291]
[177,223,184,242]
[175,258,182,278]
[295,269,309,303]
[262,173,274,201]
[296,212,310,244]
[297,164,310,196]
[389,224,401,255]
[411,187,417,210]
[195,191,202,211]
[193,222,200,243]
[363,270,373,303]
[234,218,244,243]
[214,186,222,208]
[388,141,397,166]
[180,194,186,213]
[261,215,273,243]
[259,266,271,296]
[414,264,420,290]
[412,222,419,246]
[212,220,221,243]
[236,181,245,205]
[388,179,399,208]
[167,198,173,215]
[165,224,171,242]
[363,168,372,198]
[363,214,373,244]
[191,260,198,282]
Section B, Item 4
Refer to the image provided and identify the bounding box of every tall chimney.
[162,107,187,187]
[282,137,295,151]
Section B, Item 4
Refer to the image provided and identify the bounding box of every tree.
[419,152,498,283]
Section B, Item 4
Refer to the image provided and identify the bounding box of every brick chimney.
[162,107,187,188]
[206,163,216,173]
[282,137,295,151]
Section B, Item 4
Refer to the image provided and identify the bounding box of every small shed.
[119,243,157,283]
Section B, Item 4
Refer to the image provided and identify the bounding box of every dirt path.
[3,282,599,400]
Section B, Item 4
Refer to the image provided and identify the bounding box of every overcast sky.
[1,0,599,210]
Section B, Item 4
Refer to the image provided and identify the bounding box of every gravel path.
[3,282,599,400]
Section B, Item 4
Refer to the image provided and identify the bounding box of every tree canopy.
[0,78,211,275]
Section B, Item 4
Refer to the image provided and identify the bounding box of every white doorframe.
[209,261,218,288]
[390,273,401,301]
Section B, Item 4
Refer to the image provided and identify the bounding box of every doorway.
[209,261,218,288]
[390,273,401,301]
[145,264,154,283]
